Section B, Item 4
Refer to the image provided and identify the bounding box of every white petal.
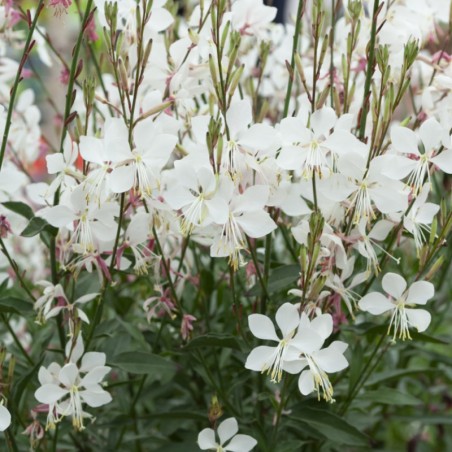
[46,154,65,174]
[80,352,106,372]
[0,405,11,432]
[236,211,276,238]
[298,370,315,395]
[75,293,98,304]
[239,124,279,151]
[282,356,308,374]
[406,281,434,305]
[419,117,443,152]
[359,292,394,315]
[108,165,135,193]
[406,308,431,332]
[313,341,349,373]
[198,428,217,450]
[81,366,111,386]
[227,100,252,138]
[291,328,324,354]
[79,136,105,164]
[390,126,419,154]
[59,363,79,388]
[248,314,279,341]
[80,387,112,407]
[323,130,367,156]
[382,272,407,299]
[309,314,333,340]
[430,149,452,174]
[225,434,257,452]
[245,346,277,372]
[37,205,76,228]
[35,384,68,404]
[275,303,300,338]
[218,417,238,445]
[310,107,336,137]
[233,186,269,213]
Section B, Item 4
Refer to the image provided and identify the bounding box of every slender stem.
[1,314,34,365]
[282,0,305,118]
[0,1,45,171]
[358,0,380,140]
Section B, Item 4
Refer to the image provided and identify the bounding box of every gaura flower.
[198,417,257,451]
[0,402,11,432]
[359,272,434,341]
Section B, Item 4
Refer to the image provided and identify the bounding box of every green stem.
[282,0,305,118]
[0,1,45,171]
[1,314,34,365]
[358,0,380,140]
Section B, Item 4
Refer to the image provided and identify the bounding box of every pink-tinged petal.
[245,346,277,372]
[79,136,105,164]
[382,273,407,299]
[309,314,333,341]
[237,211,276,238]
[406,281,434,305]
[0,405,11,432]
[80,352,106,372]
[59,363,79,388]
[35,384,68,404]
[198,428,217,450]
[419,117,443,152]
[313,341,349,373]
[298,369,315,395]
[291,328,324,354]
[227,100,252,139]
[430,149,452,174]
[275,303,300,338]
[225,434,257,452]
[108,165,135,193]
[359,292,394,315]
[81,366,111,386]
[310,107,337,137]
[248,314,279,341]
[406,308,431,332]
[218,417,238,445]
[80,387,112,407]
[390,126,419,154]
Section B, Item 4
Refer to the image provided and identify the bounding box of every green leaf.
[291,406,369,447]
[0,297,33,314]
[357,387,422,406]
[409,331,449,345]
[366,368,440,386]
[393,415,452,425]
[249,264,299,296]
[21,217,58,238]
[2,201,34,220]
[184,333,241,351]
[110,351,176,379]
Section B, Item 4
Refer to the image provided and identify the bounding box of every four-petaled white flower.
[359,272,434,341]
[34,337,112,431]
[198,417,257,451]
[245,303,302,383]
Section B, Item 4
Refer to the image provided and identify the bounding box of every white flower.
[0,403,11,432]
[359,273,434,341]
[198,417,257,451]
[284,313,348,402]
[34,336,112,431]
[245,303,301,383]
